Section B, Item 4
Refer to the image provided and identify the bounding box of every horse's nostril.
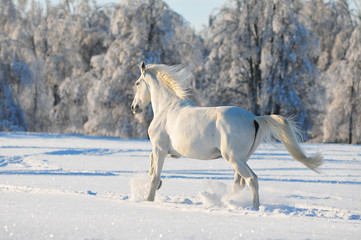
[131,104,140,113]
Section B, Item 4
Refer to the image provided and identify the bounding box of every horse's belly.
[166,108,224,160]
[187,147,222,160]
[171,144,222,160]
[169,133,222,160]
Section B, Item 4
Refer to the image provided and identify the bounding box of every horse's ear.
[140,61,146,74]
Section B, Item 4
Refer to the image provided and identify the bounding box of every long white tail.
[254,115,323,173]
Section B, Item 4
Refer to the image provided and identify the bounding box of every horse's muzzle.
[131,103,142,114]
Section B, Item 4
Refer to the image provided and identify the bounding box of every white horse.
[131,62,323,210]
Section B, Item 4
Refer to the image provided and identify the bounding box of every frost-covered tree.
[322,24,361,144]
[47,0,110,133]
[0,0,203,137]
[297,0,356,141]
[260,0,319,130]
[301,0,360,143]
[202,0,318,132]
[0,0,108,132]
[345,24,361,144]
[0,64,27,131]
[301,0,354,71]
[0,0,46,131]
[53,0,203,138]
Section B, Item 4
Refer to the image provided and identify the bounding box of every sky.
[159,0,226,30]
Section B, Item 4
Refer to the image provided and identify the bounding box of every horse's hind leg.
[232,172,246,193]
[149,152,154,177]
[230,159,259,210]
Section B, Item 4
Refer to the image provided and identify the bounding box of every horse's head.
[131,62,151,114]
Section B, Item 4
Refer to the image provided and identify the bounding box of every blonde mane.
[146,64,192,100]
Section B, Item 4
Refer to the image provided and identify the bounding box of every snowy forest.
[0,0,360,144]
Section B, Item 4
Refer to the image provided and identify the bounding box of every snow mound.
[130,173,150,201]
[198,181,251,209]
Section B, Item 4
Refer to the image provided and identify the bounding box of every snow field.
[0,132,360,239]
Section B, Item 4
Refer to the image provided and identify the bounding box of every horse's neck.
[150,86,177,115]
[148,79,190,116]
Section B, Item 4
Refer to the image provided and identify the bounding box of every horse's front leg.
[148,152,162,190]
[147,148,166,201]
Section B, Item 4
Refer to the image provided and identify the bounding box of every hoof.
[157,180,162,190]
[146,196,155,202]
[252,205,260,211]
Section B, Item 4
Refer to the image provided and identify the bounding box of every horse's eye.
[136,81,140,86]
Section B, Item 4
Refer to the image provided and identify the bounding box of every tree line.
[0,0,360,143]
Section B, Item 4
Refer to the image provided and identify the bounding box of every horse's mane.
[146,64,192,100]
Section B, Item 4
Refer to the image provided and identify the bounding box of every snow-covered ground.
[0,132,360,239]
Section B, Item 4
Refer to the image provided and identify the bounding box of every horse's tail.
[254,115,323,173]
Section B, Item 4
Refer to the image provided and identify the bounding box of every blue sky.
[161,0,225,30]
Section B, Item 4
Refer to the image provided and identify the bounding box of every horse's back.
[216,106,255,123]
[216,106,256,134]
